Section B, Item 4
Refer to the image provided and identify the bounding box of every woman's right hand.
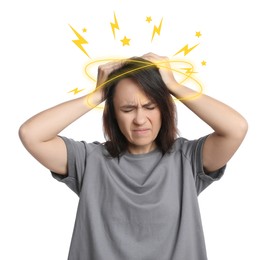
[86,59,124,108]
[95,60,124,94]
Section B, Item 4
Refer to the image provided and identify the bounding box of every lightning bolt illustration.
[174,43,199,56]
[181,67,197,75]
[151,18,163,42]
[110,12,120,39]
[69,24,90,57]
[68,87,85,95]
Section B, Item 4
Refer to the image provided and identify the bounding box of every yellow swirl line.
[84,58,203,109]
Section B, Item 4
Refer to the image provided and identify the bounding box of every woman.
[19,53,248,259]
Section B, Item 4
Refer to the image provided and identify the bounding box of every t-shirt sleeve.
[182,135,226,195]
[51,136,97,196]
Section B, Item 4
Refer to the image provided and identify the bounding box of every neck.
[127,142,157,155]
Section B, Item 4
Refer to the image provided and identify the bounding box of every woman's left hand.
[141,53,180,93]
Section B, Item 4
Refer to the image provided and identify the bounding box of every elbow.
[234,116,248,142]
[239,117,248,138]
[219,116,248,142]
[18,123,35,149]
[18,123,25,140]
[18,123,28,145]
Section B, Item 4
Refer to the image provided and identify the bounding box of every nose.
[133,108,147,125]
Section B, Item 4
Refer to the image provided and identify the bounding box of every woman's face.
[113,78,162,154]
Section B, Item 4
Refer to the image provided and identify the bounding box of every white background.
[1,0,264,259]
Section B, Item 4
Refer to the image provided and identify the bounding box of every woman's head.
[103,57,178,157]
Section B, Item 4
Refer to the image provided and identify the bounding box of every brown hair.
[103,57,178,158]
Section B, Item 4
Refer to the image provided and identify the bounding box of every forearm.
[19,90,103,143]
[170,82,247,137]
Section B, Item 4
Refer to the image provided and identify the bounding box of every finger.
[142,53,169,67]
[96,59,125,88]
[142,52,164,59]
[98,60,124,76]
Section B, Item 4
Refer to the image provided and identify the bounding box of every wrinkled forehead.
[113,78,154,105]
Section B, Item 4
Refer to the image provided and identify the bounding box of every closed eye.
[145,106,156,110]
[122,109,133,113]
[120,103,157,112]
[144,103,157,110]
[120,106,135,113]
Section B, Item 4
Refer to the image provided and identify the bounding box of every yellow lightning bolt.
[181,67,197,76]
[68,87,85,95]
[174,43,199,56]
[110,12,120,39]
[151,18,163,42]
[69,24,90,57]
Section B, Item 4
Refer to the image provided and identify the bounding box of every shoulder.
[59,136,106,156]
[171,135,209,158]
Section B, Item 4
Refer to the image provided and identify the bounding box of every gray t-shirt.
[52,135,225,260]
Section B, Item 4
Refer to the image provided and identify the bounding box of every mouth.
[132,128,150,134]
